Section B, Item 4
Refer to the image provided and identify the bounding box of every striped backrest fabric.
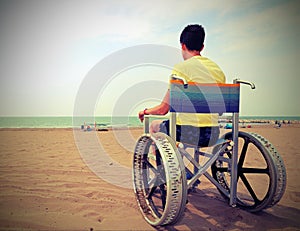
[170,80,240,113]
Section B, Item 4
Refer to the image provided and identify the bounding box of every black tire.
[133,133,187,226]
[211,132,286,212]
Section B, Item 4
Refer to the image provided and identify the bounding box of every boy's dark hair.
[180,24,205,51]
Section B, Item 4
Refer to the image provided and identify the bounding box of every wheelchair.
[132,76,287,226]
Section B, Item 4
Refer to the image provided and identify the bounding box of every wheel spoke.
[238,137,249,167]
[241,167,269,175]
[155,152,167,183]
[214,166,228,173]
[156,150,162,165]
[144,159,159,174]
[148,176,156,186]
[159,184,167,209]
[148,197,162,218]
[144,162,165,187]
[239,173,260,204]
[147,183,158,199]
[145,150,167,208]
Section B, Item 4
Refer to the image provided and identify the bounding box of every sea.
[0,116,299,129]
[0,116,142,129]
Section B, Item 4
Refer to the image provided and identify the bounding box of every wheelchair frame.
[133,77,286,226]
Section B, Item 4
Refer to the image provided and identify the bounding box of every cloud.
[213,0,300,53]
[0,0,299,116]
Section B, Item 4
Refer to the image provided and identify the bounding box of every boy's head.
[180,24,205,52]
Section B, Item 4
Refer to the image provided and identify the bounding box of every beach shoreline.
[1,115,300,130]
[0,125,299,230]
[1,121,299,130]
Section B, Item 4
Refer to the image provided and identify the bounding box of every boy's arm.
[138,90,170,122]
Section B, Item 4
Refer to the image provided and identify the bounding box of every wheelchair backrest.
[170,80,240,114]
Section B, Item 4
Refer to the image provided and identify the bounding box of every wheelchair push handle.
[234,79,256,89]
[170,74,188,88]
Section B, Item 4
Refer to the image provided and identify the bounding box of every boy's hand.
[138,111,144,122]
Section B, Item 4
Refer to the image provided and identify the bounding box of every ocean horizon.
[0,116,299,129]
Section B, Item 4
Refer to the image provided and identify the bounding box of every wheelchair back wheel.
[211,131,286,212]
[133,133,187,226]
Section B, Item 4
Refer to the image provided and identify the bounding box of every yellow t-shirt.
[171,56,226,127]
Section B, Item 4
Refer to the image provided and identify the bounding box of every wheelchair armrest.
[144,115,169,134]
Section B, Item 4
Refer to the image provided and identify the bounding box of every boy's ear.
[200,44,204,52]
[181,43,187,50]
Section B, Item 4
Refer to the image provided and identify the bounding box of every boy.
[139,24,226,147]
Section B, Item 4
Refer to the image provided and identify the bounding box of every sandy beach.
[0,125,299,230]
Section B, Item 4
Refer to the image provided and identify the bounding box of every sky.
[0,0,299,117]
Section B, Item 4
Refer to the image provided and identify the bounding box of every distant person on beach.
[138,24,226,147]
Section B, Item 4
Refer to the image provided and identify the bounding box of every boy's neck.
[184,50,201,60]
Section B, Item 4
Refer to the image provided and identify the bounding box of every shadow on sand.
[155,188,300,231]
